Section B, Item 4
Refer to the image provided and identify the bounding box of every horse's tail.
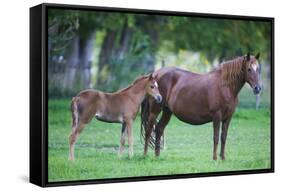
[140,96,156,149]
[71,97,80,132]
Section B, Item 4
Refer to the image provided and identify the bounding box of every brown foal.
[69,74,162,161]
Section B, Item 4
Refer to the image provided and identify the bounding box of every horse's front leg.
[118,122,127,158]
[220,117,232,160]
[212,119,221,160]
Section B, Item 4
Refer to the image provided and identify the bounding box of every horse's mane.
[117,74,150,93]
[220,56,246,85]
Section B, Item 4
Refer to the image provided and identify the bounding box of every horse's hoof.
[219,153,225,160]
[213,156,217,160]
[155,150,160,157]
[143,150,148,156]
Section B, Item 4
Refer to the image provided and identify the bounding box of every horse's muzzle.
[155,95,162,103]
[253,85,262,95]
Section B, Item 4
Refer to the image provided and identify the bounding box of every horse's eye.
[248,68,251,73]
[150,85,154,89]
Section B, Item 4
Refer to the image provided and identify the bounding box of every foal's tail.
[71,97,80,132]
[140,96,156,149]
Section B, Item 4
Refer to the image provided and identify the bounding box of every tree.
[48,10,101,95]
[95,14,162,91]
[48,9,271,96]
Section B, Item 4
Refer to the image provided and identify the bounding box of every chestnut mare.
[69,74,162,161]
[141,53,261,160]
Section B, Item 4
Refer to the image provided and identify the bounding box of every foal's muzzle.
[155,95,162,103]
[253,85,262,95]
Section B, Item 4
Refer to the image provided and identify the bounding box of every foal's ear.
[246,52,251,61]
[148,73,153,80]
[255,53,260,60]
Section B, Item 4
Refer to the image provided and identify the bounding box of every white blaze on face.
[252,61,259,72]
[154,81,159,88]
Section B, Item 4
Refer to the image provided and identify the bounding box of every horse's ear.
[246,52,250,61]
[255,53,260,60]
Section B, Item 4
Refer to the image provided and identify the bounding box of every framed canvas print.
[30,3,274,187]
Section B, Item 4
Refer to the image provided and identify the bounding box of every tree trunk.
[64,36,79,90]
[80,31,95,89]
[97,30,117,86]
[115,19,132,59]
[141,29,158,73]
[96,18,134,89]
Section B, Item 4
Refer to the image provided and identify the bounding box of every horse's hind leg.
[212,119,221,160]
[69,122,85,161]
[144,102,161,156]
[220,118,231,160]
[69,93,98,161]
[69,97,88,161]
[118,122,127,157]
[155,107,172,157]
[143,113,157,156]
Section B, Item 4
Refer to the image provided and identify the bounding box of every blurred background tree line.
[48,9,271,98]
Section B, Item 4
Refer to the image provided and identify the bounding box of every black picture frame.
[30,3,275,187]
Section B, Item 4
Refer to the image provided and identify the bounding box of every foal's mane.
[117,74,150,93]
[220,56,246,85]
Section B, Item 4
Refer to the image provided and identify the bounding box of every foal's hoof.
[118,152,124,159]
[213,156,217,160]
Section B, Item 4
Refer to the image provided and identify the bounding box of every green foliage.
[162,17,271,61]
[48,99,271,181]
[48,9,79,55]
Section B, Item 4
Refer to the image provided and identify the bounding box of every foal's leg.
[118,122,127,157]
[212,119,221,160]
[220,118,232,160]
[155,108,172,157]
[69,122,86,161]
[126,120,134,158]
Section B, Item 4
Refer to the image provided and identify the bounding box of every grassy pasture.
[48,96,271,182]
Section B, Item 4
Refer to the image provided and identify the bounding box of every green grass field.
[48,97,271,182]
